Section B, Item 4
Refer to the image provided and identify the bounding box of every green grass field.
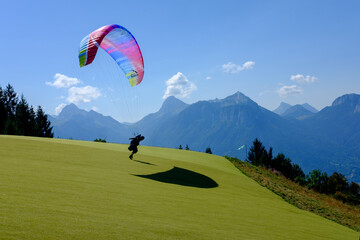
[0,135,358,239]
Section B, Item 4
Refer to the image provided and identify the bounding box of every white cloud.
[55,103,67,115]
[67,86,101,104]
[290,74,318,84]
[259,90,271,96]
[277,85,303,98]
[46,73,81,88]
[163,72,197,99]
[222,61,255,73]
[206,76,212,80]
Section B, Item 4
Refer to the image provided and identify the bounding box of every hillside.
[0,135,358,239]
[50,92,360,183]
[228,158,360,232]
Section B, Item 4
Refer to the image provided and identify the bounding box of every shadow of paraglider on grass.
[134,167,218,188]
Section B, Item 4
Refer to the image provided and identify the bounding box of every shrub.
[205,147,212,154]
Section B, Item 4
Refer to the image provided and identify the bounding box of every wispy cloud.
[46,73,81,88]
[222,61,255,74]
[55,103,67,115]
[67,86,101,104]
[277,85,303,98]
[163,72,197,99]
[290,74,318,84]
[259,90,272,96]
[206,76,212,80]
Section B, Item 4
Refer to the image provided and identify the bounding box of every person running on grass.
[128,134,145,160]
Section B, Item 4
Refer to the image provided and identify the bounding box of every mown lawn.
[0,135,358,239]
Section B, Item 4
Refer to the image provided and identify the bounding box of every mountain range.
[48,104,130,142]
[49,92,360,183]
[274,102,318,120]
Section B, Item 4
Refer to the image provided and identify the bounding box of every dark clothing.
[128,144,138,154]
[128,134,144,159]
[129,136,142,147]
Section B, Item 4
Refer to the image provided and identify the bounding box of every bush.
[205,147,212,154]
[306,170,328,193]
[327,172,348,195]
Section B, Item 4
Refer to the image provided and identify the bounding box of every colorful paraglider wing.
[79,24,144,86]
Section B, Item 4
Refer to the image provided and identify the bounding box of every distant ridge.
[302,103,318,113]
[159,96,189,114]
[50,104,130,142]
[332,93,360,113]
[273,102,292,115]
[282,104,315,120]
[273,102,318,115]
[210,91,257,107]
[50,92,360,183]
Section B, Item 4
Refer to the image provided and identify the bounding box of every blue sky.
[1,0,359,122]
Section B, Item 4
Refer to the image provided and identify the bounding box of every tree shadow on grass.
[134,167,218,188]
[132,159,157,166]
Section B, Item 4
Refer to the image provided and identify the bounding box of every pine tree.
[4,84,18,118]
[348,182,360,196]
[35,106,54,137]
[347,182,360,205]
[292,164,306,185]
[205,147,212,154]
[4,84,18,134]
[0,84,53,138]
[247,138,267,166]
[0,86,6,133]
[15,95,36,135]
[271,153,293,179]
[263,147,273,167]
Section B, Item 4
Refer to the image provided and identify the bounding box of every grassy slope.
[229,159,360,232]
[0,135,358,240]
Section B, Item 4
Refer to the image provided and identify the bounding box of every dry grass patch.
[229,158,360,232]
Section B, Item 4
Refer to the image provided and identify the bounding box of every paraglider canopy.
[78,24,144,87]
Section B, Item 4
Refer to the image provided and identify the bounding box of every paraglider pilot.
[128,134,145,160]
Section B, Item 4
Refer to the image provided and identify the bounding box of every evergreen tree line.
[0,84,53,137]
[178,144,213,154]
[178,144,190,150]
[246,138,360,205]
